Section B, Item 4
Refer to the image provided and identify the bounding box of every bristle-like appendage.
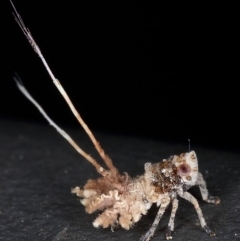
[10,0,119,177]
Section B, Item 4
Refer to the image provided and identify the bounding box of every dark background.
[2,1,239,150]
[1,2,240,241]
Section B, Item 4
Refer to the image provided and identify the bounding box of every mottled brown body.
[150,160,180,194]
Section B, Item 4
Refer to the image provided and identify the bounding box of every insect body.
[10,1,220,240]
[71,151,220,240]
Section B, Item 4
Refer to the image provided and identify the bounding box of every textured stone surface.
[0,120,239,241]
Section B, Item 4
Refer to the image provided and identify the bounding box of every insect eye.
[177,164,191,176]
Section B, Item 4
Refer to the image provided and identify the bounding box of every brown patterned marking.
[191,154,196,159]
[176,156,186,163]
[186,176,192,181]
[151,161,179,194]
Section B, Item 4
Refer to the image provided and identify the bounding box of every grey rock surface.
[0,120,239,241]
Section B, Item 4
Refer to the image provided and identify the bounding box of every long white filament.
[14,75,106,176]
[10,0,118,176]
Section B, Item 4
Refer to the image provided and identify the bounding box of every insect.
[10,1,220,240]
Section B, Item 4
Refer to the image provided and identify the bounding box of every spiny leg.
[177,190,216,237]
[140,197,170,241]
[197,172,220,204]
[166,198,179,240]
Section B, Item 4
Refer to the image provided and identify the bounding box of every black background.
[1,1,240,241]
[2,1,238,151]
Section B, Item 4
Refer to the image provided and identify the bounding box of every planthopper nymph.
[10,1,220,240]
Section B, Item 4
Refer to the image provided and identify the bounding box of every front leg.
[140,197,170,241]
[197,172,220,204]
[166,198,178,240]
[177,190,216,236]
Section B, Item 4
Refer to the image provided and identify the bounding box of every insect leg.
[197,172,220,204]
[177,190,216,236]
[140,197,170,241]
[166,198,178,240]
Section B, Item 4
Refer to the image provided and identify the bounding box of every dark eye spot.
[177,164,191,176]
